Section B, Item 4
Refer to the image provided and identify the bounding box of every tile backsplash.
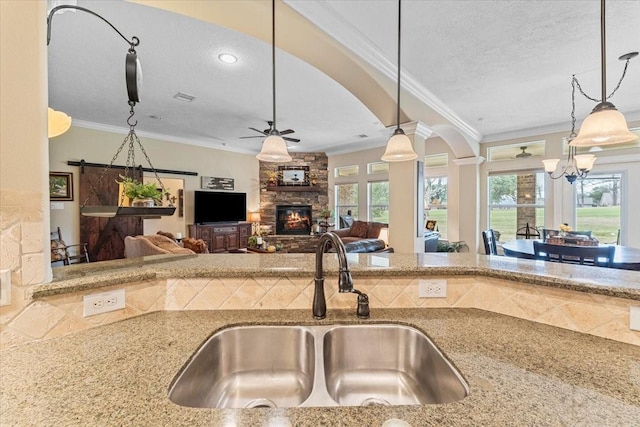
[1,274,638,349]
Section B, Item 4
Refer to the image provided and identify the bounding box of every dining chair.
[50,227,89,265]
[516,223,541,239]
[533,241,614,267]
[482,229,498,255]
[567,230,592,238]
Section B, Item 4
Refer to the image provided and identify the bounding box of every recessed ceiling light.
[218,53,238,64]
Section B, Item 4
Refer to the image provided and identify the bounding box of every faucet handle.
[356,292,370,319]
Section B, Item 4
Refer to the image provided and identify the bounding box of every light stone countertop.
[1,308,639,426]
[38,252,640,301]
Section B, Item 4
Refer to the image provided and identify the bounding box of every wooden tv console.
[188,222,252,253]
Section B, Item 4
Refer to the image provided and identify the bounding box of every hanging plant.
[116,175,168,205]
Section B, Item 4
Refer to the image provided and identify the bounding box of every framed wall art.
[277,165,310,186]
[49,172,73,201]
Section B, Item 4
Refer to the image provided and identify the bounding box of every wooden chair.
[50,227,89,265]
[482,229,498,255]
[533,241,614,267]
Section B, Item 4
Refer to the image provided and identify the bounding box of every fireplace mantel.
[266,186,323,192]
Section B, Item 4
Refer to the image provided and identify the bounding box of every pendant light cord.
[396,0,402,131]
[272,0,277,132]
[600,0,607,104]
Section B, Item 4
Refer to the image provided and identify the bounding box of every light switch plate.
[50,202,64,210]
[630,306,640,331]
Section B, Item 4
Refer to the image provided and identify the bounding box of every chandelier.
[542,52,637,184]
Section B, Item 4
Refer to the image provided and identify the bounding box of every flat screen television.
[194,191,246,224]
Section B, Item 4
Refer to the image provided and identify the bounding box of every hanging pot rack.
[78,103,177,218]
[48,5,177,218]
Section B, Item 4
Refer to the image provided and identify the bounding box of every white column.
[0,1,51,286]
[451,156,485,252]
[388,122,432,253]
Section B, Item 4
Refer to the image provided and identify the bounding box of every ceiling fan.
[515,146,532,158]
[240,120,300,143]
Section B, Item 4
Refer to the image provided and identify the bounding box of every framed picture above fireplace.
[278,165,310,187]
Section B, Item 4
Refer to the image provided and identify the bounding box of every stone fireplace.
[276,205,312,235]
[259,152,329,240]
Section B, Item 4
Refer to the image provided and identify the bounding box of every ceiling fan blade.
[284,137,300,143]
[279,129,295,135]
[239,136,264,139]
[248,127,268,135]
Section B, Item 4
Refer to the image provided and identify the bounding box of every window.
[335,183,359,221]
[574,173,622,244]
[368,181,389,223]
[367,161,389,174]
[334,165,358,178]
[488,172,545,242]
[424,154,448,168]
[425,177,447,238]
[487,140,545,162]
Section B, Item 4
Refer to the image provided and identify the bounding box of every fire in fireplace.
[276,205,312,235]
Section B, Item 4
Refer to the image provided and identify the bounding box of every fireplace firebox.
[276,205,312,235]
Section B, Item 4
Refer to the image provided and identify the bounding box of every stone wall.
[259,153,329,235]
[516,174,537,234]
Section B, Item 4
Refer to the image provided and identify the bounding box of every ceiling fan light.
[570,103,638,147]
[48,107,72,138]
[381,128,418,162]
[256,134,292,162]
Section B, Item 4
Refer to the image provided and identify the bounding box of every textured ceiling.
[48,0,640,156]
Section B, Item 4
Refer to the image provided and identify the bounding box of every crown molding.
[70,119,257,156]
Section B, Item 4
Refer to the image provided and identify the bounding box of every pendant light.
[381,0,417,162]
[48,107,72,138]
[256,0,292,163]
[570,0,637,147]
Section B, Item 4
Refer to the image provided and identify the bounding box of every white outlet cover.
[418,279,447,298]
[83,289,125,317]
[630,306,640,331]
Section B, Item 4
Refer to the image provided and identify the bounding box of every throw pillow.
[51,240,67,261]
[349,220,369,238]
[183,238,209,254]
[367,222,387,239]
[157,230,176,241]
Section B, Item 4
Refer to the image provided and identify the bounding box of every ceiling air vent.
[173,92,196,102]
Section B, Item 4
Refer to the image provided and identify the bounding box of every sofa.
[124,234,196,258]
[424,231,440,252]
[332,220,393,253]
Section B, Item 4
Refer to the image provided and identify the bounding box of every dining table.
[501,238,640,271]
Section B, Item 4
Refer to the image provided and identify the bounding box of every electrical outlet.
[83,289,125,317]
[418,279,447,298]
[630,306,640,332]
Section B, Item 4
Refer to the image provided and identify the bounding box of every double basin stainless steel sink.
[168,324,468,409]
